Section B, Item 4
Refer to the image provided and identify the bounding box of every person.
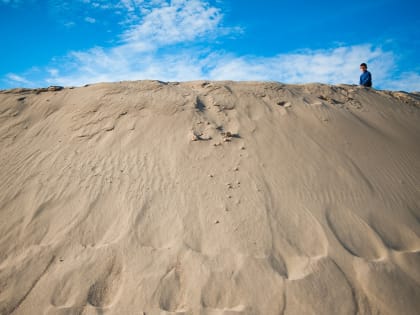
[359,63,372,87]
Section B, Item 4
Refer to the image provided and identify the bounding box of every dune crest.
[1,81,419,315]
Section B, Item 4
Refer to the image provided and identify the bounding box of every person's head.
[360,63,368,72]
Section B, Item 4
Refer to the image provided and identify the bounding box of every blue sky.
[1,0,419,91]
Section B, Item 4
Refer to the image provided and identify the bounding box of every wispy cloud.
[123,0,222,46]
[4,73,33,86]
[84,16,96,23]
[47,0,164,26]
[43,44,399,89]
[208,45,395,85]
[38,0,232,86]
[382,72,420,92]
[1,0,23,6]
[2,0,419,92]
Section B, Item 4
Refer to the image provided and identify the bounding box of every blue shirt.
[360,71,372,87]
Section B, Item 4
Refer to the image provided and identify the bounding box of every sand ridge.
[0,81,419,315]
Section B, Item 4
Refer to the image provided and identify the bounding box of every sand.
[0,81,419,315]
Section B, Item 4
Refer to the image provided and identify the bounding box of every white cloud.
[208,45,395,86]
[5,73,33,86]
[45,43,400,90]
[2,0,419,92]
[1,0,24,6]
[381,72,420,92]
[71,0,165,25]
[121,0,222,47]
[118,0,147,11]
[40,0,231,86]
[84,16,96,23]
[47,68,59,76]
[64,21,76,28]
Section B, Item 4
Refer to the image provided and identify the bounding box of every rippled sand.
[1,81,419,315]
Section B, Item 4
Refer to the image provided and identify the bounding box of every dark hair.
[360,63,367,68]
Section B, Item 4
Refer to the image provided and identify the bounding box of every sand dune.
[0,81,419,315]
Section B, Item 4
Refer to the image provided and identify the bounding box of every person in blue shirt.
[359,63,372,87]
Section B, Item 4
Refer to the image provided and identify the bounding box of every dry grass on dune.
[0,81,419,315]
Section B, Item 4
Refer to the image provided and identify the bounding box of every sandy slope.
[0,81,419,315]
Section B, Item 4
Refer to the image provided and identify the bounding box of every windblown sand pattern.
[0,81,419,315]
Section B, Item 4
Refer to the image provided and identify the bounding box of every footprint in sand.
[274,206,328,258]
[354,259,420,315]
[200,271,241,310]
[392,250,420,284]
[0,250,54,315]
[270,206,328,280]
[198,254,285,314]
[51,253,123,310]
[87,257,123,307]
[269,206,329,280]
[157,267,185,313]
[326,208,387,260]
[199,305,249,315]
[368,210,420,252]
[285,258,356,315]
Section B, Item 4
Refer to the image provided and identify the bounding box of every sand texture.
[0,81,419,315]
